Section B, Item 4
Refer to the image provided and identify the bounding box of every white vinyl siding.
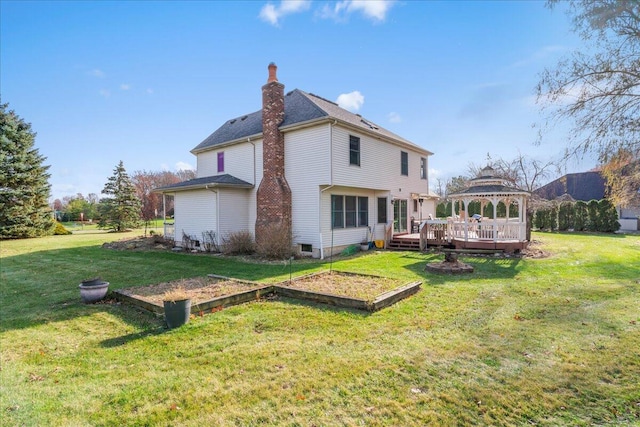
[285,125,331,247]
[197,142,257,185]
[330,126,428,194]
[218,190,251,238]
[173,190,216,246]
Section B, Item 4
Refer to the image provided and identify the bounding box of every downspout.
[318,120,338,260]
[205,185,220,247]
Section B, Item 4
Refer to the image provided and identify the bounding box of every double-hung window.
[420,157,427,180]
[349,135,360,166]
[401,151,408,176]
[331,195,369,228]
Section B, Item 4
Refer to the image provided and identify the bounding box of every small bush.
[222,230,255,255]
[255,223,295,259]
[201,230,220,253]
[181,230,200,251]
[53,222,72,235]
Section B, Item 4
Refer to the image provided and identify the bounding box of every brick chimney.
[255,63,292,246]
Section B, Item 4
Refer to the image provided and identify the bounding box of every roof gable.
[191,89,428,154]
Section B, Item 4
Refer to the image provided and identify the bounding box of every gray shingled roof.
[154,174,253,193]
[191,89,430,154]
[450,184,530,196]
[534,171,606,201]
[449,168,530,197]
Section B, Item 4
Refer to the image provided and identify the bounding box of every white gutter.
[318,120,337,260]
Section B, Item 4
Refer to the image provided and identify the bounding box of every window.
[401,151,408,176]
[420,157,427,180]
[349,135,360,166]
[217,152,224,173]
[332,195,369,228]
[413,199,418,213]
[345,196,357,227]
[377,198,387,224]
[331,195,344,228]
[358,197,368,226]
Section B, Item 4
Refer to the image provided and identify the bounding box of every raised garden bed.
[114,271,421,315]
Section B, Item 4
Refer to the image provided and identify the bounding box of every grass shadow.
[397,251,523,283]
[99,327,166,348]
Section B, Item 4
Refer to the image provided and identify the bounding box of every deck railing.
[422,219,526,244]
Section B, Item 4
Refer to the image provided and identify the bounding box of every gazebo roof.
[448,166,530,199]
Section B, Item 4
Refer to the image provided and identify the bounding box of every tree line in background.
[533,198,620,233]
[52,168,195,226]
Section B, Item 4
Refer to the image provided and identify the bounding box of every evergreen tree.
[598,199,621,233]
[98,161,142,232]
[0,103,54,239]
[573,201,588,231]
[586,200,600,232]
[557,201,574,231]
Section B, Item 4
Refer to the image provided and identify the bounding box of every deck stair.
[387,235,421,251]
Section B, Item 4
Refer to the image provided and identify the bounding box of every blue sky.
[1,0,592,201]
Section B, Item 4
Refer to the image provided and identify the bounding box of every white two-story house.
[156,63,435,258]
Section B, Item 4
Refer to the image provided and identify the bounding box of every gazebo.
[421,166,531,253]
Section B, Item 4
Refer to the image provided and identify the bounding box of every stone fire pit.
[425,250,474,274]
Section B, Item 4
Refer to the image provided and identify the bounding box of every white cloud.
[259,0,311,26]
[99,89,111,98]
[175,161,195,171]
[120,83,131,90]
[336,90,364,112]
[320,0,396,23]
[388,111,401,123]
[89,68,105,78]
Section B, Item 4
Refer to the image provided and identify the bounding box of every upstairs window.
[401,151,408,176]
[349,135,360,166]
[420,157,427,180]
[217,152,224,173]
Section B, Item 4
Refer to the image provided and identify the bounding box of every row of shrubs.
[533,199,620,233]
[182,224,295,260]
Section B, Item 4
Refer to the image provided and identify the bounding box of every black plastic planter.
[163,299,191,329]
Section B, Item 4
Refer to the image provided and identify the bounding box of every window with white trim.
[349,135,360,166]
[331,195,369,228]
[401,151,408,176]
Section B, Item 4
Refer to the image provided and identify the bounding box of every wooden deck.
[386,232,528,254]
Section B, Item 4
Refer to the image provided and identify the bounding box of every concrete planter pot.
[79,279,110,304]
[163,299,191,329]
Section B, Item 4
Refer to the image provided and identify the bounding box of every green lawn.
[1,231,639,426]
